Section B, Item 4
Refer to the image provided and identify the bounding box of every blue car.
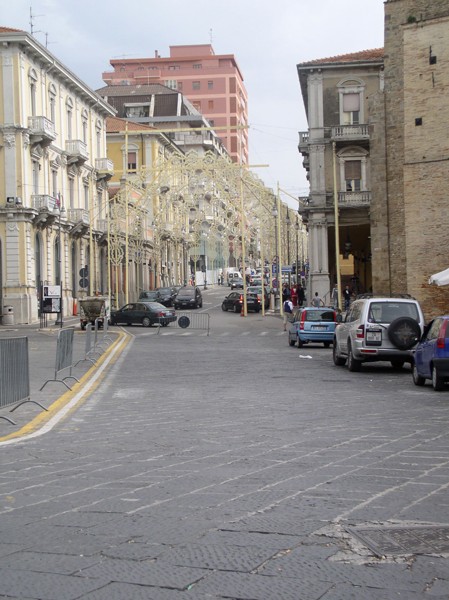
[412,315,449,390]
[288,307,337,348]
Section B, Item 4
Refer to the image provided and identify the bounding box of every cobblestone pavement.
[1,292,449,599]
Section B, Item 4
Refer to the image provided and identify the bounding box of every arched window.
[29,68,38,117]
[54,235,61,285]
[48,83,57,123]
[66,96,74,140]
[71,241,77,296]
[35,233,43,290]
[337,78,365,125]
[337,146,369,192]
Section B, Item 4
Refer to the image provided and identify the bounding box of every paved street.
[1,286,449,599]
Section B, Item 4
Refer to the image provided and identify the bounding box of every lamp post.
[285,209,291,289]
[295,215,300,289]
[272,200,280,312]
[55,203,66,327]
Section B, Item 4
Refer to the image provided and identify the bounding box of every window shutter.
[345,160,361,180]
[343,93,360,112]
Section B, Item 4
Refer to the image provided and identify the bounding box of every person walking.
[297,285,305,307]
[343,285,352,310]
[283,295,293,331]
[311,291,324,307]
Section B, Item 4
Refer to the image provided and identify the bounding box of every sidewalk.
[0,316,124,440]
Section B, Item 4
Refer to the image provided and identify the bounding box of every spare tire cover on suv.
[387,317,421,350]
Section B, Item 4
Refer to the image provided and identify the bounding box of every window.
[177,81,183,90]
[208,100,214,110]
[29,69,38,117]
[193,63,202,69]
[128,151,137,171]
[342,93,360,125]
[163,80,177,90]
[84,185,89,211]
[66,97,74,141]
[125,105,149,117]
[69,178,74,209]
[208,80,214,89]
[49,95,56,123]
[192,81,200,90]
[32,161,39,194]
[345,160,361,192]
[52,170,58,199]
[168,65,180,71]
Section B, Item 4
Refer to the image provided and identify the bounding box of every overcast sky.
[5,0,385,206]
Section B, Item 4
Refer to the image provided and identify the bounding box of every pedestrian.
[311,291,324,307]
[282,282,289,304]
[343,285,351,310]
[283,295,293,331]
[297,285,305,307]
[291,284,298,307]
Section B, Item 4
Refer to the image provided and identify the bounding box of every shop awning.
[429,268,449,286]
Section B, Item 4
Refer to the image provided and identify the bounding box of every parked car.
[174,286,203,309]
[230,277,245,289]
[333,296,424,371]
[222,291,261,313]
[227,271,241,286]
[412,315,449,390]
[139,290,162,303]
[155,286,178,307]
[110,302,177,327]
[247,285,270,309]
[288,307,337,348]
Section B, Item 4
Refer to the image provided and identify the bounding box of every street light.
[285,209,291,288]
[55,203,67,327]
[272,200,280,312]
[295,215,300,290]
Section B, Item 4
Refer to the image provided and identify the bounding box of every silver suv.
[333,296,424,371]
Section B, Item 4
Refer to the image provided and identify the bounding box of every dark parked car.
[289,307,337,348]
[222,291,261,313]
[110,302,176,327]
[230,277,244,290]
[155,286,178,307]
[174,286,203,309]
[138,290,162,303]
[247,285,270,309]
[412,315,449,390]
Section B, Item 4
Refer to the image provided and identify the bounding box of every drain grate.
[346,525,449,557]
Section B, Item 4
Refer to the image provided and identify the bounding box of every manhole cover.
[346,525,449,557]
[178,315,191,329]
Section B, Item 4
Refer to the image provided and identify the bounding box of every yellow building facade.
[0,27,115,324]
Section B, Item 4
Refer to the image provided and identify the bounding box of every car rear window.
[304,310,335,322]
[368,302,420,323]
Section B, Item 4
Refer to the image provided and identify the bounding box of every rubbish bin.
[2,305,14,326]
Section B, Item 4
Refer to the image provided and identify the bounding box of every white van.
[226,271,241,286]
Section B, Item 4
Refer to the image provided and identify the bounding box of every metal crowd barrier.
[167,311,210,336]
[75,323,100,367]
[40,327,79,391]
[0,337,46,425]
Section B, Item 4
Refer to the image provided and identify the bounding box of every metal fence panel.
[0,337,30,409]
[170,311,210,335]
[55,327,74,373]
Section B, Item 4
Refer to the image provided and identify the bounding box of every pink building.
[102,44,248,165]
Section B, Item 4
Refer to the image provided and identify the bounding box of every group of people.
[282,282,306,331]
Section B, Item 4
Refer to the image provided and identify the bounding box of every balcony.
[28,116,57,146]
[337,191,371,208]
[31,194,58,226]
[65,140,89,165]
[331,124,370,141]
[298,131,309,152]
[67,208,90,236]
[95,158,114,180]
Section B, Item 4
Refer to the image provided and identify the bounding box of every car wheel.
[142,317,151,327]
[222,303,227,311]
[289,337,296,347]
[333,339,346,366]
[233,304,239,313]
[432,365,444,391]
[347,342,362,372]
[297,337,303,348]
[412,363,425,386]
[391,360,405,369]
[387,317,421,351]
[127,323,132,326]
[323,341,331,348]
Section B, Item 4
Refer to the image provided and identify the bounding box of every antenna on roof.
[209,28,213,45]
[29,5,44,36]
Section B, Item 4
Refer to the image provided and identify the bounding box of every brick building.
[102,45,248,165]
[298,0,449,317]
